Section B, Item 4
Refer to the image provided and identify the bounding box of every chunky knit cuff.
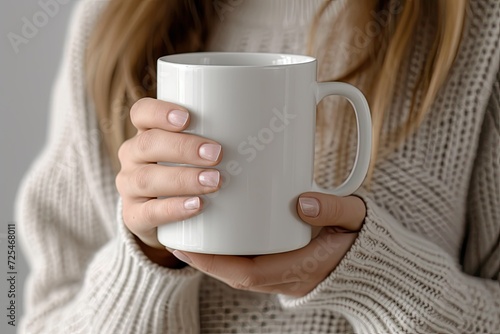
[46,200,203,333]
[95,199,203,333]
[278,194,471,334]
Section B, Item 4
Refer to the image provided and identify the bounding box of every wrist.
[134,235,187,269]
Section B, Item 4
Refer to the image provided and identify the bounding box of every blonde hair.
[309,0,467,182]
[86,0,467,178]
[86,0,215,172]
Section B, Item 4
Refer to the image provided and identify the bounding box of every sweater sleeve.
[278,83,500,333]
[16,1,202,333]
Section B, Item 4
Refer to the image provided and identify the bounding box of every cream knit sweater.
[16,0,500,333]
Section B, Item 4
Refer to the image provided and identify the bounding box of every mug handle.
[312,82,372,196]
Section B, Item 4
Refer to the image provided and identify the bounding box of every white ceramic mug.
[157,52,371,255]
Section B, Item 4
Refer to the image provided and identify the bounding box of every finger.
[126,129,223,166]
[124,165,221,198]
[173,229,357,290]
[130,97,190,133]
[124,196,203,243]
[297,192,366,231]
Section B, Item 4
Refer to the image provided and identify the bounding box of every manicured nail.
[299,197,320,218]
[199,170,220,187]
[173,250,192,264]
[183,197,200,210]
[199,143,222,162]
[167,109,189,127]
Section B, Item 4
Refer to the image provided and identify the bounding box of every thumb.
[297,192,366,231]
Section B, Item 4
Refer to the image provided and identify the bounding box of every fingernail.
[173,250,192,264]
[167,109,189,127]
[199,143,222,162]
[299,197,320,218]
[199,170,220,187]
[183,197,200,210]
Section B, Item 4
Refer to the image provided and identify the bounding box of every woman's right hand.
[116,98,223,267]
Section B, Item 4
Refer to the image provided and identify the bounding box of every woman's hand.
[116,98,223,267]
[172,193,366,296]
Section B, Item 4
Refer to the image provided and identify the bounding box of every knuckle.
[141,202,158,228]
[326,198,344,221]
[117,139,131,163]
[115,172,126,194]
[136,130,156,155]
[232,272,261,290]
[171,135,194,159]
[133,165,154,191]
[172,168,192,190]
[159,199,177,220]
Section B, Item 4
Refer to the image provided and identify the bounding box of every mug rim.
[158,52,316,68]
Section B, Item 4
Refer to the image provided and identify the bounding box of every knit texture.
[16,0,500,333]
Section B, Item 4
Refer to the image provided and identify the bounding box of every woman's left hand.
[172,192,366,297]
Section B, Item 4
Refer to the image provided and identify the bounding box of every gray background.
[0,0,77,332]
